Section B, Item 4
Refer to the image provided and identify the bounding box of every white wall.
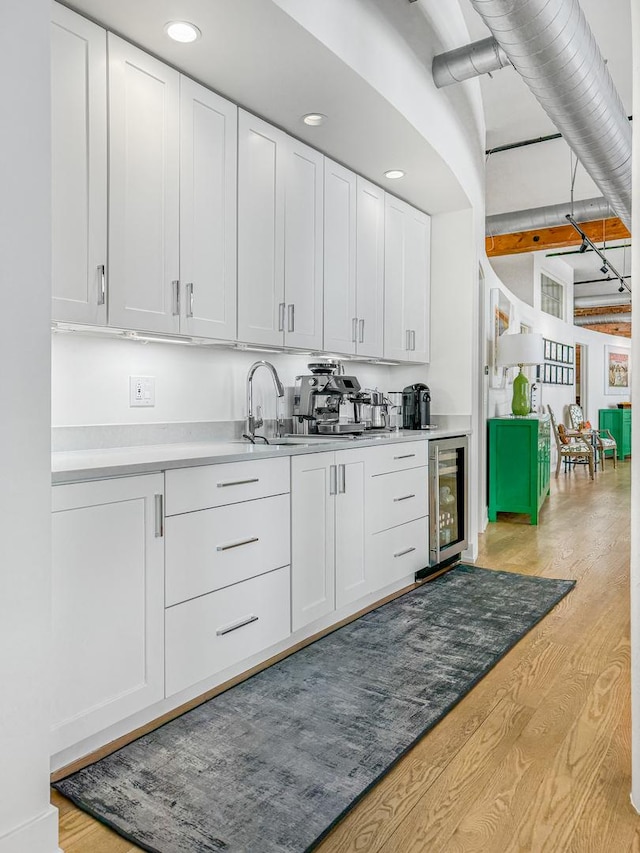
[488,255,535,306]
[0,1,59,851]
[629,0,640,812]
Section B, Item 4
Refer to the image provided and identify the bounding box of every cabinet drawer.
[165,566,291,696]
[368,517,429,588]
[165,456,289,515]
[165,493,290,606]
[367,466,428,534]
[366,441,428,476]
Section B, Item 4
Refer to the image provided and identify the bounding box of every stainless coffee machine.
[292,362,366,435]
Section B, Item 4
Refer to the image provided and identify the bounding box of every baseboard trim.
[0,804,60,853]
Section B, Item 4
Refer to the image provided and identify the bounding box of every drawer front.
[367,466,428,534]
[367,517,429,588]
[165,493,290,606]
[165,456,289,515]
[366,440,428,476]
[165,566,291,696]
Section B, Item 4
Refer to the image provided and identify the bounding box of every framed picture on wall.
[563,367,569,384]
[568,346,574,365]
[550,342,557,361]
[490,288,512,389]
[550,365,556,384]
[568,368,574,384]
[563,345,570,363]
[544,339,551,360]
[604,345,631,395]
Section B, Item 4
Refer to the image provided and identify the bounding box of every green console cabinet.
[488,415,551,525]
[599,408,631,459]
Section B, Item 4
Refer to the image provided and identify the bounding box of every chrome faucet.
[245,361,285,443]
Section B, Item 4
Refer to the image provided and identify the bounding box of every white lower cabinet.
[291,447,372,632]
[368,517,429,588]
[164,457,292,697]
[165,566,291,697]
[51,474,165,754]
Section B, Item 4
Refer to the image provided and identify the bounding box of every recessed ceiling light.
[164,21,201,43]
[303,113,327,126]
[384,170,405,180]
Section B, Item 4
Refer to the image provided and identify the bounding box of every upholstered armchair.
[568,403,617,470]
[548,405,594,480]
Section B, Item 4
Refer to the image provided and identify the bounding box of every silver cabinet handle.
[217,477,259,488]
[352,318,358,343]
[186,282,194,318]
[216,614,259,636]
[278,302,286,332]
[287,303,295,332]
[411,330,416,351]
[338,463,346,494]
[154,494,163,538]
[172,280,180,315]
[329,464,337,496]
[406,329,411,351]
[393,494,416,502]
[216,536,259,552]
[359,318,365,343]
[394,453,416,460]
[394,546,416,558]
[98,264,106,306]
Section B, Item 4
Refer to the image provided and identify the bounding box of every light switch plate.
[129,376,156,407]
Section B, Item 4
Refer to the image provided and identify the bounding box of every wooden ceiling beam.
[486,217,630,257]
[578,322,631,338]
[574,304,632,318]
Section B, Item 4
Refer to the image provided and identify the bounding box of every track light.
[619,284,625,293]
[579,238,588,253]
[600,264,609,274]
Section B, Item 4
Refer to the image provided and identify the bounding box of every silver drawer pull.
[217,478,260,488]
[393,494,416,502]
[216,614,259,636]
[394,546,416,558]
[216,536,259,552]
[394,453,416,460]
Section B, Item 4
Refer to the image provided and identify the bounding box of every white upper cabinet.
[238,110,323,349]
[180,77,237,340]
[51,3,107,325]
[323,163,384,358]
[108,35,180,334]
[384,194,431,363]
[355,177,385,358]
[323,160,357,355]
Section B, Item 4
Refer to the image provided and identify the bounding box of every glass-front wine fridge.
[418,435,468,578]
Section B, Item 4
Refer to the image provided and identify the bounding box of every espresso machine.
[292,361,366,435]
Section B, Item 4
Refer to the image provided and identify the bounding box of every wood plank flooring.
[53,462,637,852]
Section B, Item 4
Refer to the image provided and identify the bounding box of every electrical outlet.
[129,376,155,407]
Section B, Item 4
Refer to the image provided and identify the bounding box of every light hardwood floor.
[53,460,637,852]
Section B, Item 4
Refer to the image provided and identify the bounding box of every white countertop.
[51,427,470,484]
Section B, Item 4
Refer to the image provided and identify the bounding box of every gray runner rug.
[54,564,574,853]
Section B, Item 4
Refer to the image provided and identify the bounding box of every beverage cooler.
[417,435,469,578]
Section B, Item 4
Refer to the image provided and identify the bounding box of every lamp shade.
[497,332,544,367]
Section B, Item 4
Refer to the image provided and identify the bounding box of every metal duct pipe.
[575,295,631,309]
[468,0,632,228]
[486,197,611,235]
[574,313,632,326]
[432,36,511,88]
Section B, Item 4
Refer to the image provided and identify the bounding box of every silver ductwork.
[486,197,611,236]
[432,36,511,88]
[574,295,631,309]
[574,313,632,326]
[463,1,632,228]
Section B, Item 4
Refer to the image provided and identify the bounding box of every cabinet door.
[283,137,324,349]
[180,77,237,340]
[335,447,371,609]
[404,206,430,363]
[108,35,180,333]
[291,452,336,631]
[384,194,430,363]
[355,177,385,358]
[323,159,357,355]
[51,4,107,325]
[51,474,164,754]
[237,110,286,346]
[384,194,409,361]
